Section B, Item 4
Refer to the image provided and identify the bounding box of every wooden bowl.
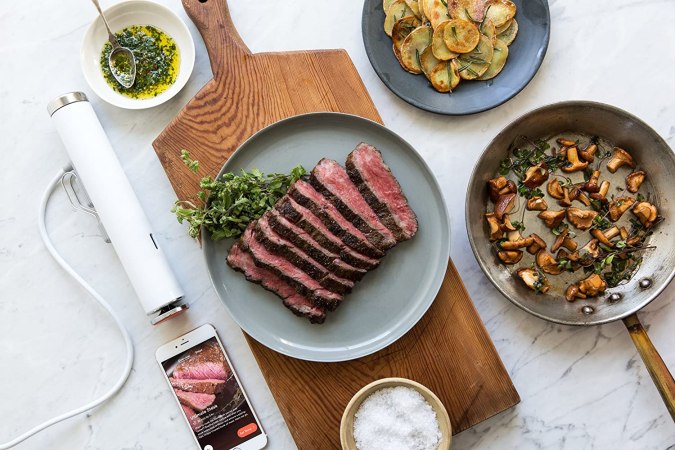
[340,377,452,450]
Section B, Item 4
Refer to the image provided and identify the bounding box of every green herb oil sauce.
[100,25,179,99]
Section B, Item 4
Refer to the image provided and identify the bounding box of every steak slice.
[227,241,326,323]
[289,180,385,259]
[310,158,396,249]
[347,143,418,241]
[170,378,226,395]
[268,209,367,281]
[174,389,216,412]
[241,223,343,310]
[181,404,203,431]
[255,213,355,294]
[173,340,229,380]
[275,197,380,270]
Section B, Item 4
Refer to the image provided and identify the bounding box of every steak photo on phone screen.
[162,337,261,449]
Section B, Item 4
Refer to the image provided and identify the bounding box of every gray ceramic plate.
[362,0,550,115]
[203,113,450,362]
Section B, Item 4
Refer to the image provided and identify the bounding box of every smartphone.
[156,324,267,450]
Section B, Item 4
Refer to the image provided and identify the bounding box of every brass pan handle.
[622,313,675,421]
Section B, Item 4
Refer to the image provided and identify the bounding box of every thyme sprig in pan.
[173,150,306,240]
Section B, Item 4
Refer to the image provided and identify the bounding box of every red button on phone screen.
[237,423,258,438]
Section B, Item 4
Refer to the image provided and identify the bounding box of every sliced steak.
[347,143,418,241]
[170,378,226,395]
[275,197,380,270]
[174,389,215,412]
[289,180,385,259]
[255,213,355,294]
[310,158,396,249]
[267,209,367,280]
[227,241,326,323]
[241,223,343,310]
[173,340,229,381]
[181,404,203,431]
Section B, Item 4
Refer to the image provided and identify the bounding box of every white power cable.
[0,169,134,449]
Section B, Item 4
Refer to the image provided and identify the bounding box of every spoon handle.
[90,0,118,46]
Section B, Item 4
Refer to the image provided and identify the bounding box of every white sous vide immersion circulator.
[47,92,187,324]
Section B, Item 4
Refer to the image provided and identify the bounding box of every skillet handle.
[622,313,675,421]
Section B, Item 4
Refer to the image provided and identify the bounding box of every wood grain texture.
[152,1,519,447]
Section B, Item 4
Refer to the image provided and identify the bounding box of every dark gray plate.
[203,113,450,362]
[362,0,550,115]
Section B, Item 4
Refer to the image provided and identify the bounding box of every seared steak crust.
[275,198,380,270]
[289,180,385,259]
[310,159,396,250]
[267,210,367,281]
[227,240,326,323]
[346,143,418,241]
[241,223,343,310]
[255,214,354,295]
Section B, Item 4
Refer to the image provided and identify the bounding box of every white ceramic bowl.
[81,0,195,109]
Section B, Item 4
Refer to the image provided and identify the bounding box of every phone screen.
[161,337,263,450]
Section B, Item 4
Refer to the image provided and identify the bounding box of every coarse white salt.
[353,386,442,450]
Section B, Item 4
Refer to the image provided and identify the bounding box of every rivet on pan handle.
[622,313,675,421]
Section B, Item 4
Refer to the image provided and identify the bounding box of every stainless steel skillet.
[466,101,675,419]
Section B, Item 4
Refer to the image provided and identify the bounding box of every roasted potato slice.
[497,18,518,45]
[485,0,516,28]
[478,17,496,44]
[457,35,493,79]
[443,18,480,53]
[477,38,508,80]
[448,0,484,22]
[420,45,441,78]
[404,0,422,18]
[494,18,512,34]
[427,0,451,29]
[384,0,415,36]
[399,26,433,74]
[392,16,423,58]
[432,21,459,60]
[384,0,397,12]
[429,60,461,92]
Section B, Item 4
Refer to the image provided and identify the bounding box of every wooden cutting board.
[153,0,519,447]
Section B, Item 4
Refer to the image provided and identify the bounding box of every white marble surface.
[1,0,674,448]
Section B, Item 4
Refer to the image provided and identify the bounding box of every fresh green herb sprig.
[173,150,306,240]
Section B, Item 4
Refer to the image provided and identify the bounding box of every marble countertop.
[1,0,674,448]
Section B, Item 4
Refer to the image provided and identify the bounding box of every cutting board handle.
[182,0,251,76]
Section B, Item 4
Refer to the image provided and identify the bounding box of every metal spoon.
[90,0,136,88]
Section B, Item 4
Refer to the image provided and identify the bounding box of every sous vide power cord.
[0,168,134,449]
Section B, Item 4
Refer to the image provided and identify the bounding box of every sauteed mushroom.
[516,268,550,293]
[626,170,646,193]
[498,250,523,264]
[527,234,547,254]
[487,176,517,202]
[556,138,576,147]
[606,147,635,173]
[485,213,503,240]
[565,284,586,302]
[632,201,658,228]
[590,180,610,203]
[584,170,601,193]
[526,196,548,211]
[523,163,549,188]
[578,273,608,297]
[547,178,564,199]
[578,239,601,260]
[561,147,589,173]
[590,226,619,247]
[536,250,562,275]
[500,236,535,251]
[579,143,597,162]
[608,196,636,222]
[567,207,598,230]
[494,193,516,220]
[538,209,566,228]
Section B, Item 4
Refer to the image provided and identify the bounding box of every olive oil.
[100,25,179,99]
